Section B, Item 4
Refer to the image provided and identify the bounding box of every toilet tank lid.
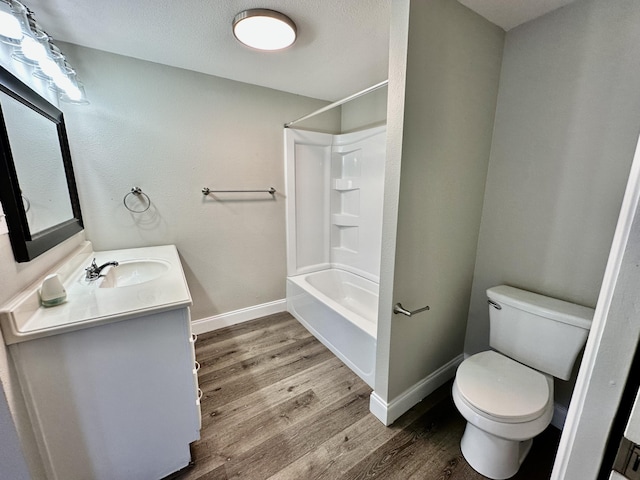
[487,285,594,330]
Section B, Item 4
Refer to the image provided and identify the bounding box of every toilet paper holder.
[393,302,430,317]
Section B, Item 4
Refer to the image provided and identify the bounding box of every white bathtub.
[286,268,378,387]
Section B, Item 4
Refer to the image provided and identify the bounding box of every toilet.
[452,285,594,479]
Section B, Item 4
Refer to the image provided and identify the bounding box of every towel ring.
[22,194,31,213]
[123,187,151,213]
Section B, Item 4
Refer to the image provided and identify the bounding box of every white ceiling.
[458,0,577,31]
[24,0,577,102]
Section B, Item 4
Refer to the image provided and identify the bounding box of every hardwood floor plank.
[198,335,324,385]
[196,317,309,370]
[201,358,363,436]
[195,312,296,346]
[174,312,560,480]
[338,396,464,480]
[266,383,452,480]
[183,389,322,477]
[199,385,372,480]
[199,337,335,406]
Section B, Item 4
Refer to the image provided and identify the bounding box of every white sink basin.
[97,259,170,288]
[0,243,193,345]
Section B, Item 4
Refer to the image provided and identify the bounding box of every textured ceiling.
[23,0,577,102]
[24,0,392,102]
[458,0,577,31]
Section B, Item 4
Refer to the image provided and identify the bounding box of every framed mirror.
[0,66,83,262]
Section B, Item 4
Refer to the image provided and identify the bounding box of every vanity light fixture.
[232,9,296,51]
[0,0,88,104]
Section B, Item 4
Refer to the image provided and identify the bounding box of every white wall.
[375,0,504,404]
[58,43,340,321]
[465,0,640,407]
[1,42,86,480]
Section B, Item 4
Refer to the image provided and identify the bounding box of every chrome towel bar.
[202,187,276,195]
[393,302,430,317]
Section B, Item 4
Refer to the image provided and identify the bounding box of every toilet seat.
[456,351,551,423]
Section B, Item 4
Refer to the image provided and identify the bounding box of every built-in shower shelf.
[332,214,359,227]
[333,178,361,191]
[332,246,358,255]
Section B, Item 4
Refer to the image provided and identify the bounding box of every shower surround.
[285,125,385,386]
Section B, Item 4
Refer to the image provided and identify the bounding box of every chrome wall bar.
[202,187,276,195]
[284,80,389,128]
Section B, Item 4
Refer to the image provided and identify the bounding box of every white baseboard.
[369,354,464,426]
[191,299,286,335]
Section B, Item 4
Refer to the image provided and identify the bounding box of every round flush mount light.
[233,9,296,51]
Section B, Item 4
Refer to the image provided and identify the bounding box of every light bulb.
[21,34,46,62]
[0,8,22,41]
[38,56,61,78]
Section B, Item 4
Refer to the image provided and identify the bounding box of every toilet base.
[460,422,533,479]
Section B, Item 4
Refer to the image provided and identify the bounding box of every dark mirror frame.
[0,65,83,263]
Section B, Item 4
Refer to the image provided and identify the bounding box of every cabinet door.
[12,308,200,480]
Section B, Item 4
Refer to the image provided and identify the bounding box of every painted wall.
[0,387,29,480]
[464,0,640,407]
[58,43,340,322]
[1,41,338,476]
[341,86,387,133]
[376,0,504,402]
[553,132,640,480]
[0,44,86,480]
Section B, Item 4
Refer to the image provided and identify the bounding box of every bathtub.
[286,268,378,387]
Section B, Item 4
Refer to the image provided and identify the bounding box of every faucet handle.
[85,258,99,279]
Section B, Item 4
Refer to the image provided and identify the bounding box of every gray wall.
[376,0,504,401]
[341,86,387,133]
[1,45,85,480]
[59,44,340,321]
[464,0,640,406]
[0,43,338,475]
[0,388,29,480]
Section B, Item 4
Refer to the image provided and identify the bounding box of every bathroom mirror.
[0,66,83,263]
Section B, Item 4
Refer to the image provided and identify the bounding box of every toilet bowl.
[452,286,593,479]
[452,351,554,479]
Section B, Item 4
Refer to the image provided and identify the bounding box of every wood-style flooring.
[175,312,560,479]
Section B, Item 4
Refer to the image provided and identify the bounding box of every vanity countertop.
[0,242,192,345]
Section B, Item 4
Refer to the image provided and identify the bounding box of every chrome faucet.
[85,258,119,280]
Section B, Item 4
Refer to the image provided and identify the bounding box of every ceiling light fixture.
[232,9,296,51]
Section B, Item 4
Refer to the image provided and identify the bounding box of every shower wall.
[286,126,386,281]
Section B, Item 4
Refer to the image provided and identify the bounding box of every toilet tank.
[487,285,594,381]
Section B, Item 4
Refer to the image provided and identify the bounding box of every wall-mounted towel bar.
[202,187,276,195]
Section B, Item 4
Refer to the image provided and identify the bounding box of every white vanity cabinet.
[0,244,201,480]
[10,307,200,480]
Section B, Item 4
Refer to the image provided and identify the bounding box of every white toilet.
[452,285,594,479]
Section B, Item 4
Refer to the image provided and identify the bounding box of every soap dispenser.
[39,274,67,307]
